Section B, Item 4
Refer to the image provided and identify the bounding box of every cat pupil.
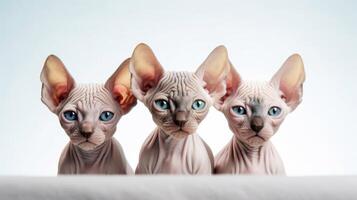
[192,99,205,110]
[63,111,78,121]
[232,106,246,115]
[155,99,170,110]
[99,111,114,121]
[268,106,281,116]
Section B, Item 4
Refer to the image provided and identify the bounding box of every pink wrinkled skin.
[41,56,136,174]
[214,54,305,175]
[130,43,230,174]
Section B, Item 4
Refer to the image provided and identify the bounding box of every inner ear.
[105,58,137,115]
[270,54,305,111]
[129,43,164,100]
[220,62,242,103]
[40,55,75,113]
[280,93,286,101]
[195,45,230,97]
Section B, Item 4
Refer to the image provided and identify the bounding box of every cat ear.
[270,54,306,111]
[214,62,242,109]
[195,45,230,103]
[105,58,137,115]
[129,43,164,101]
[40,55,75,113]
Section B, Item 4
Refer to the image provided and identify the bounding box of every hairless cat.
[130,43,230,174]
[41,55,136,174]
[214,54,305,175]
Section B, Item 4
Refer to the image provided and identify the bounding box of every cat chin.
[169,130,193,139]
[76,142,99,150]
[244,136,266,146]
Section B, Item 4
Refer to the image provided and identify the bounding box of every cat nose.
[250,116,264,133]
[80,123,94,138]
[174,111,188,127]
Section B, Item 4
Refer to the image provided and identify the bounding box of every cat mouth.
[248,135,266,141]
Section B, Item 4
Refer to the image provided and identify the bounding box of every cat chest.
[233,150,283,175]
[154,136,212,174]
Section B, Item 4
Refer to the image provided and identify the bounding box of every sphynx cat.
[130,43,230,174]
[214,54,305,175]
[41,55,136,174]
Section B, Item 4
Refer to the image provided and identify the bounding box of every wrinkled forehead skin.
[222,80,289,115]
[55,83,121,116]
[143,71,213,106]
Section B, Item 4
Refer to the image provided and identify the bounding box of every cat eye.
[232,106,247,115]
[268,106,281,116]
[192,99,206,110]
[63,111,78,121]
[99,111,114,121]
[154,99,170,110]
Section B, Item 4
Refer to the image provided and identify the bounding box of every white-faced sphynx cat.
[130,43,230,174]
[214,54,305,175]
[41,55,136,174]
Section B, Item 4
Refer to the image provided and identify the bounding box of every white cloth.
[1,176,356,200]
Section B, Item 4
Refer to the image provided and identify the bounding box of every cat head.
[216,54,305,146]
[40,55,136,150]
[129,43,229,138]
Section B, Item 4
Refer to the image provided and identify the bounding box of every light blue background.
[0,0,356,175]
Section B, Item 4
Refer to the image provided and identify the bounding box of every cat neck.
[233,136,272,159]
[70,139,113,164]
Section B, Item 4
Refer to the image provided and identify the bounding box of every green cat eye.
[99,111,114,121]
[232,106,246,115]
[192,99,206,110]
[154,99,170,110]
[63,110,78,121]
[268,106,281,116]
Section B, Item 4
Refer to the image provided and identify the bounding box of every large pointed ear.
[40,55,75,113]
[129,43,164,101]
[214,62,242,109]
[195,45,230,102]
[270,54,305,111]
[105,58,137,115]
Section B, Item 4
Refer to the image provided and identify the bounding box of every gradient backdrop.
[0,0,356,175]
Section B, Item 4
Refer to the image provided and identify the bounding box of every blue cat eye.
[154,99,170,110]
[268,106,281,116]
[232,106,247,115]
[63,111,78,121]
[99,111,114,121]
[192,99,206,110]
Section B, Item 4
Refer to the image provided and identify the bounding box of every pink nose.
[80,123,94,138]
